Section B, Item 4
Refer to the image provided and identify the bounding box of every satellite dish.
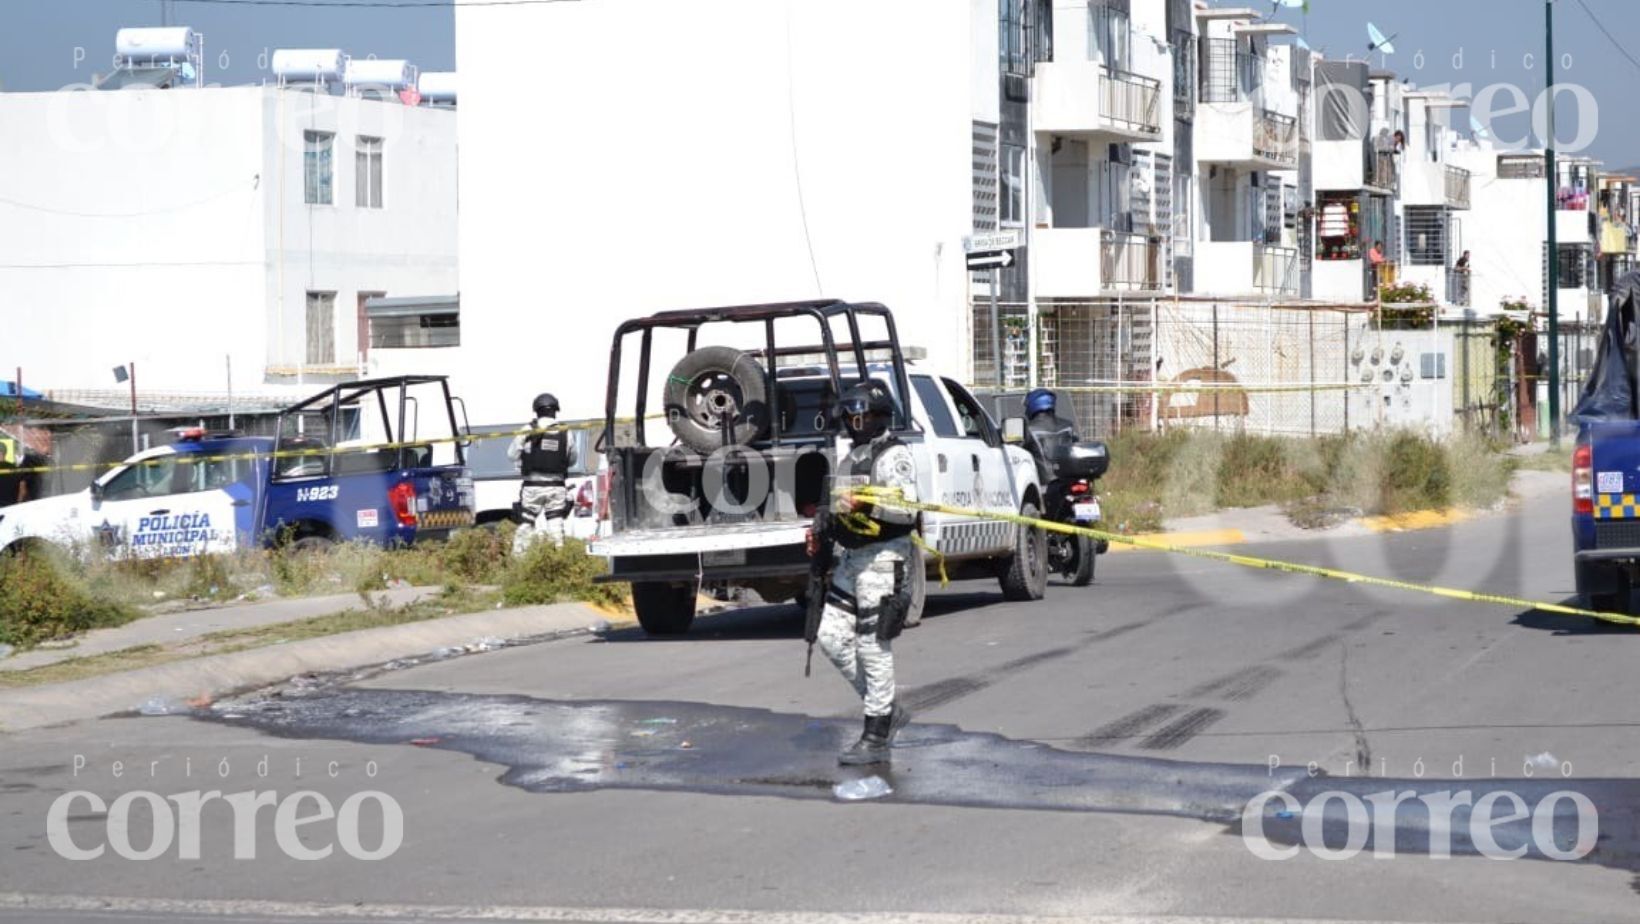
[1367,22,1398,55]
[1469,115,1491,140]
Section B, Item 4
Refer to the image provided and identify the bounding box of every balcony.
[1447,269,1472,307]
[1033,62,1162,142]
[1444,166,1472,209]
[1193,241,1299,297]
[1034,227,1163,298]
[1364,150,1398,193]
[1197,103,1299,171]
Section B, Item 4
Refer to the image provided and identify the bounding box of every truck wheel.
[998,501,1049,601]
[290,535,335,554]
[1069,534,1096,587]
[663,346,770,453]
[632,581,697,635]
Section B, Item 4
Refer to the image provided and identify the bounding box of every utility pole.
[1545,0,1562,447]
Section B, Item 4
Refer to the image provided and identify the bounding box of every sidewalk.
[1111,465,1565,551]
[0,600,611,732]
[0,586,438,673]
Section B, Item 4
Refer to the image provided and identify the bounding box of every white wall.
[455,0,982,423]
[0,85,458,396]
[262,90,459,377]
[0,87,268,393]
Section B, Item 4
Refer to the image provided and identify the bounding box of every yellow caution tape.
[0,416,642,479]
[848,486,1640,629]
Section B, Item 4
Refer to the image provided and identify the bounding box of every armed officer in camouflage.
[508,393,576,555]
[806,380,918,766]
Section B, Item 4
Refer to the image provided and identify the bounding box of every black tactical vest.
[521,430,569,483]
[833,436,916,548]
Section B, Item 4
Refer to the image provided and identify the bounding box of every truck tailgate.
[590,521,808,557]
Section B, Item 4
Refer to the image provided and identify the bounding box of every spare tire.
[664,346,770,453]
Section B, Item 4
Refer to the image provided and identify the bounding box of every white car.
[464,424,605,541]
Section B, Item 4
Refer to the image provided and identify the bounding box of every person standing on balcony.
[1455,251,1471,274]
[1369,241,1386,267]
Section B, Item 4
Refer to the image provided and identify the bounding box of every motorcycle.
[1041,441,1110,587]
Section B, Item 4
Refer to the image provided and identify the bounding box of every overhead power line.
[1573,0,1640,77]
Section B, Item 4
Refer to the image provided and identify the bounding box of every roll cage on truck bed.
[590,299,1049,636]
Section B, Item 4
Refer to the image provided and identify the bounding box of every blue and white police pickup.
[0,427,475,559]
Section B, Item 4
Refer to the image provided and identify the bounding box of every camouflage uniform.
[817,435,919,718]
[508,421,575,555]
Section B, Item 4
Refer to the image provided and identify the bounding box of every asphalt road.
[4,490,1640,923]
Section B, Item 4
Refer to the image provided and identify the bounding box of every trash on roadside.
[152,591,166,599]
[588,619,613,634]
[679,740,693,749]
[138,696,182,716]
[409,737,441,747]
[833,776,892,801]
[466,637,506,652]
[429,646,462,661]
[637,717,678,726]
[1527,751,1559,769]
[185,693,213,709]
[629,729,655,738]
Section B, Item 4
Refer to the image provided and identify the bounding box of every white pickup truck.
[588,300,1048,635]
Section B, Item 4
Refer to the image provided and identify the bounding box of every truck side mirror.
[1002,417,1027,444]
[89,481,104,505]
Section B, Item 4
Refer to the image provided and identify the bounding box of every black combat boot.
[838,713,894,765]
[886,702,912,744]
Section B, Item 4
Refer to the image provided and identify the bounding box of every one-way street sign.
[966,250,1016,271]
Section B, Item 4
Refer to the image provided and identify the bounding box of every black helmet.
[838,380,895,442]
[532,393,560,418]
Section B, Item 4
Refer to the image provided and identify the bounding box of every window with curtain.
[306,291,336,365]
[303,131,333,205]
[356,136,383,208]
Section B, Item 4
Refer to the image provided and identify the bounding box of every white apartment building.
[0,32,458,402]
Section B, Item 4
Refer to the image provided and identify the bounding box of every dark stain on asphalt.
[193,688,1640,874]
[1138,707,1226,751]
[1276,633,1344,661]
[898,617,1163,714]
[1077,703,1183,747]
[1184,665,1284,702]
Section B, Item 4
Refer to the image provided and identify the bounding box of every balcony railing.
[1447,269,1472,307]
[1253,109,1299,167]
[1254,244,1299,296]
[1100,230,1163,292]
[1444,165,1472,209]
[1203,39,1259,104]
[1366,150,1399,191]
[1100,67,1162,136]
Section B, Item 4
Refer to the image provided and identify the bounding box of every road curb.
[0,601,612,734]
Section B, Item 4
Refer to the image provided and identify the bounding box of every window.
[941,378,997,445]
[303,131,334,205]
[911,376,959,438]
[1547,243,1592,290]
[357,291,385,360]
[1316,191,1361,261]
[306,291,336,365]
[999,0,1026,76]
[101,457,181,501]
[356,136,383,208]
[1001,142,1025,225]
[1404,206,1448,266]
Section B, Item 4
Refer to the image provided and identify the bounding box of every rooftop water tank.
[272,49,345,83]
[343,58,414,91]
[417,71,457,103]
[115,26,195,60]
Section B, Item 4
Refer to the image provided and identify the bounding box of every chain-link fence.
[973,297,1372,439]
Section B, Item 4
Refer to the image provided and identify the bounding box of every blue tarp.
[0,381,42,400]
[1572,272,1640,425]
